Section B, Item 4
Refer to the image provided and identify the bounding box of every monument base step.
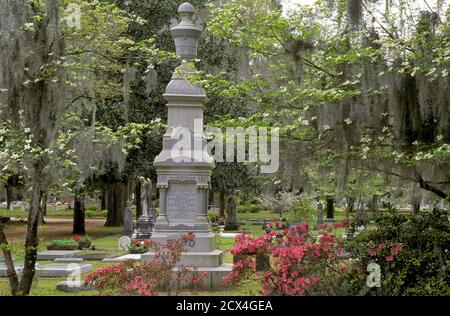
[142,249,224,267]
[56,281,97,292]
[181,264,233,290]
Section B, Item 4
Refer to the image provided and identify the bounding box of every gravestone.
[141,3,232,289]
[37,250,79,261]
[123,204,133,236]
[103,254,142,262]
[314,201,324,230]
[135,178,154,240]
[118,235,131,251]
[36,263,92,277]
[225,194,239,230]
[54,257,84,263]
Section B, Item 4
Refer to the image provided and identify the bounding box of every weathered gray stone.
[56,281,96,293]
[142,249,224,267]
[314,201,325,229]
[73,253,116,261]
[37,250,79,261]
[36,263,92,277]
[0,262,23,277]
[118,235,131,251]
[123,205,133,236]
[54,257,84,263]
[102,254,142,262]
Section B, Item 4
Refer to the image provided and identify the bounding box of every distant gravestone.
[123,205,133,236]
[118,236,131,252]
[225,194,238,230]
[356,204,368,227]
[314,201,324,230]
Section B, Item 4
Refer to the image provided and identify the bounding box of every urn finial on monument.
[171,3,202,60]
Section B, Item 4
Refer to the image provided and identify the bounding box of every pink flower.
[368,248,377,257]
[386,256,393,262]
[378,243,386,250]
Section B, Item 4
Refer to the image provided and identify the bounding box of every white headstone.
[118,236,131,251]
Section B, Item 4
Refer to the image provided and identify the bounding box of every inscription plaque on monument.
[167,183,198,220]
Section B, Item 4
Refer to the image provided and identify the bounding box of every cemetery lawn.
[1,208,355,296]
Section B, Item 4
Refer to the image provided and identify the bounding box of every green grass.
[0,203,364,296]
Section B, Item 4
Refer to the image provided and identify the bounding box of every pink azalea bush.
[85,233,207,296]
[224,221,347,296]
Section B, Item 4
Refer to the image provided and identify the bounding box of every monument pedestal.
[142,250,232,289]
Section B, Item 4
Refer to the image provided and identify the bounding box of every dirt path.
[3,217,116,243]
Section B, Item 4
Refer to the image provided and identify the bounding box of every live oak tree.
[0,0,167,295]
[204,0,449,209]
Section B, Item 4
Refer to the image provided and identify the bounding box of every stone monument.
[134,177,154,240]
[123,203,133,236]
[225,194,239,230]
[139,176,152,216]
[142,3,232,288]
[314,201,324,230]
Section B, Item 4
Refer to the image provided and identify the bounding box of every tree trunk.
[5,185,13,210]
[100,190,106,211]
[72,192,86,235]
[411,184,422,215]
[38,191,46,225]
[0,225,19,296]
[371,195,379,213]
[105,182,127,227]
[41,192,47,216]
[135,180,142,220]
[219,191,225,217]
[18,167,43,295]
[346,196,355,219]
[326,196,335,219]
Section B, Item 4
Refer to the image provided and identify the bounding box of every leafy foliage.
[346,209,450,295]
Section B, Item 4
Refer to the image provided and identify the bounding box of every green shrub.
[78,235,92,249]
[85,210,108,218]
[238,204,261,214]
[344,209,450,296]
[287,197,315,223]
[50,240,78,247]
